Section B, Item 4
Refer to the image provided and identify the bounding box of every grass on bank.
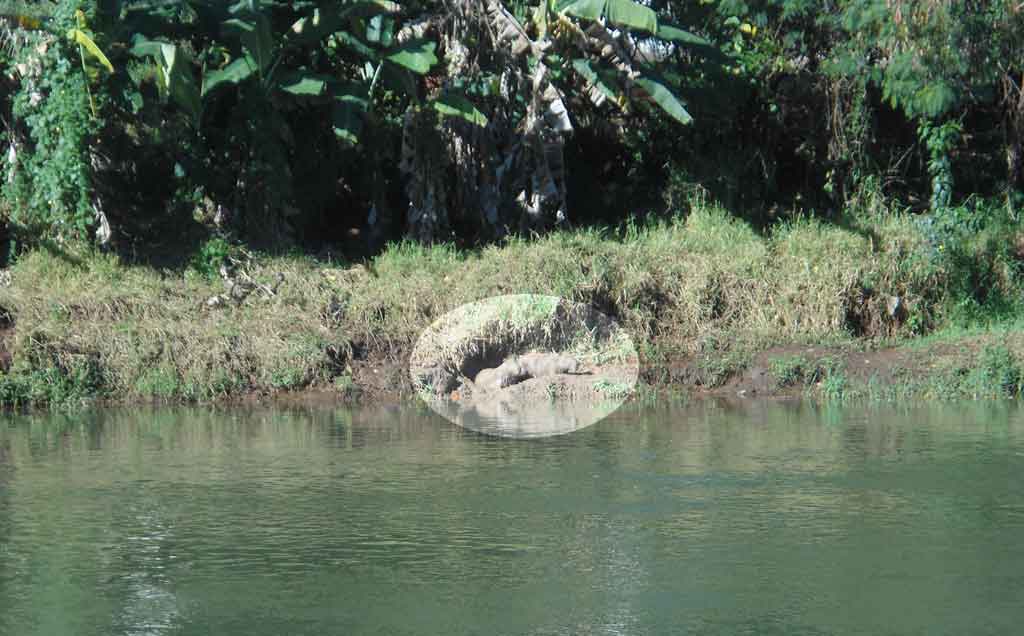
[758,335,1024,404]
[816,342,1024,403]
[0,197,1021,407]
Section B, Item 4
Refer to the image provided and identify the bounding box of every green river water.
[1,401,1023,635]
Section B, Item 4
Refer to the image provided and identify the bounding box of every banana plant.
[2,8,114,114]
[400,0,722,242]
[546,0,720,123]
[126,0,436,135]
[121,0,442,244]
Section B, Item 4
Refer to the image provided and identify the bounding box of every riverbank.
[1,202,1022,409]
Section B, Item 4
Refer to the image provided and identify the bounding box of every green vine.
[3,0,104,241]
[920,119,961,213]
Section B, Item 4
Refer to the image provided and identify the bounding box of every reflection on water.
[1,401,1024,635]
[432,395,622,438]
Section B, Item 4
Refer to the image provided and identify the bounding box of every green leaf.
[288,2,400,46]
[431,93,488,127]
[367,14,395,46]
[276,72,330,97]
[331,84,369,144]
[160,43,201,122]
[223,15,274,74]
[572,58,621,104]
[915,81,957,118]
[561,0,658,34]
[202,56,257,97]
[656,23,727,61]
[333,30,379,61]
[129,35,164,59]
[634,75,692,124]
[551,0,580,10]
[128,37,200,122]
[605,0,657,34]
[384,39,437,75]
[561,0,604,21]
[67,28,114,73]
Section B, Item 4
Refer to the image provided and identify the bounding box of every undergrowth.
[0,196,1021,408]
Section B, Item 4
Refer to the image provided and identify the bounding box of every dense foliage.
[0,0,1021,256]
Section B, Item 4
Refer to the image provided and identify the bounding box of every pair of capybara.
[473,352,583,391]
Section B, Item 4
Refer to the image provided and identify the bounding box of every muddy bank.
[224,331,1024,407]
[642,333,1024,402]
[2,330,1022,410]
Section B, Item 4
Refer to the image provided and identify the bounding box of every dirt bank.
[202,330,1024,408]
[643,330,1024,402]
[2,329,1022,410]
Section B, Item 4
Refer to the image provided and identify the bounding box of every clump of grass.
[811,340,1024,404]
[693,348,752,388]
[342,202,966,357]
[333,372,361,400]
[593,379,633,399]
[899,346,1024,402]
[819,371,849,401]
[410,294,564,371]
[0,249,347,407]
[967,344,1022,398]
[134,364,181,399]
[804,355,849,401]
[0,361,102,408]
[769,355,810,387]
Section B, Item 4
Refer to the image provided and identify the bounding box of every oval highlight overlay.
[409,295,639,439]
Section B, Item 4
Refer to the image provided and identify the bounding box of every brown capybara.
[519,352,581,378]
[473,359,530,391]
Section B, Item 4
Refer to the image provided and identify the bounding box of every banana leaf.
[656,23,728,62]
[202,56,257,96]
[67,28,114,73]
[277,72,332,97]
[633,75,691,124]
[160,42,201,122]
[431,92,488,127]
[384,39,437,75]
[223,14,274,74]
[288,1,400,46]
[331,83,369,144]
[571,58,622,106]
[561,0,658,35]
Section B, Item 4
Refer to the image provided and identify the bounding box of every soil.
[662,337,996,401]
[348,350,416,402]
[454,364,638,404]
[341,337,996,405]
[0,314,1010,409]
[723,345,917,399]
